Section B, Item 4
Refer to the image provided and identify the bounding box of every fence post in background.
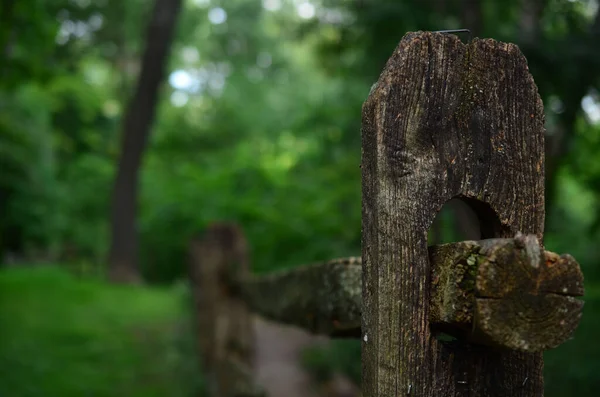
[188,223,264,397]
[360,31,559,396]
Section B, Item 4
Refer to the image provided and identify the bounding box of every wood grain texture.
[361,31,546,396]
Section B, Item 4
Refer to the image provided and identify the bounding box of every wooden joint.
[429,233,584,352]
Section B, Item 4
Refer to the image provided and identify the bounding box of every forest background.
[1,0,600,396]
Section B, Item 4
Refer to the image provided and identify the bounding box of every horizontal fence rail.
[228,234,583,353]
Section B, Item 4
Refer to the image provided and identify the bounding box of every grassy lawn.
[0,266,204,397]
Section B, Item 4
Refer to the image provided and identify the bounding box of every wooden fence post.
[360,31,575,396]
[188,223,264,397]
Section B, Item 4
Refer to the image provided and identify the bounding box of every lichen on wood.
[429,241,481,329]
[233,257,362,338]
[429,234,584,352]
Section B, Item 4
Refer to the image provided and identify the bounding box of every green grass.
[0,266,204,397]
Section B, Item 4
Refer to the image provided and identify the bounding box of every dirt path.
[253,315,359,397]
[253,315,324,397]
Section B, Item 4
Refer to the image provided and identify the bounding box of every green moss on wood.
[238,257,362,337]
[432,234,584,352]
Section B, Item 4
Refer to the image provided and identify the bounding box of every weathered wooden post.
[360,31,583,396]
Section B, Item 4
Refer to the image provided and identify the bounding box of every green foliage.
[544,288,600,396]
[300,339,361,386]
[3,0,596,285]
[0,84,61,255]
[1,0,600,394]
[0,266,205,397]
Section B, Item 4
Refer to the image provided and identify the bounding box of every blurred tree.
[107,0,183,283]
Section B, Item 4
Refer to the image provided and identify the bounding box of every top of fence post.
[361,31,546,396]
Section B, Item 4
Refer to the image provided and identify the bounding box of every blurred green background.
[1,0,599,396]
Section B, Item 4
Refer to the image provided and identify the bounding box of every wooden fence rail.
[228,234,583,353]
[189,30,586,397]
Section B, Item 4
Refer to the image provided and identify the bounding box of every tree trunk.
[107,0,183,283]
